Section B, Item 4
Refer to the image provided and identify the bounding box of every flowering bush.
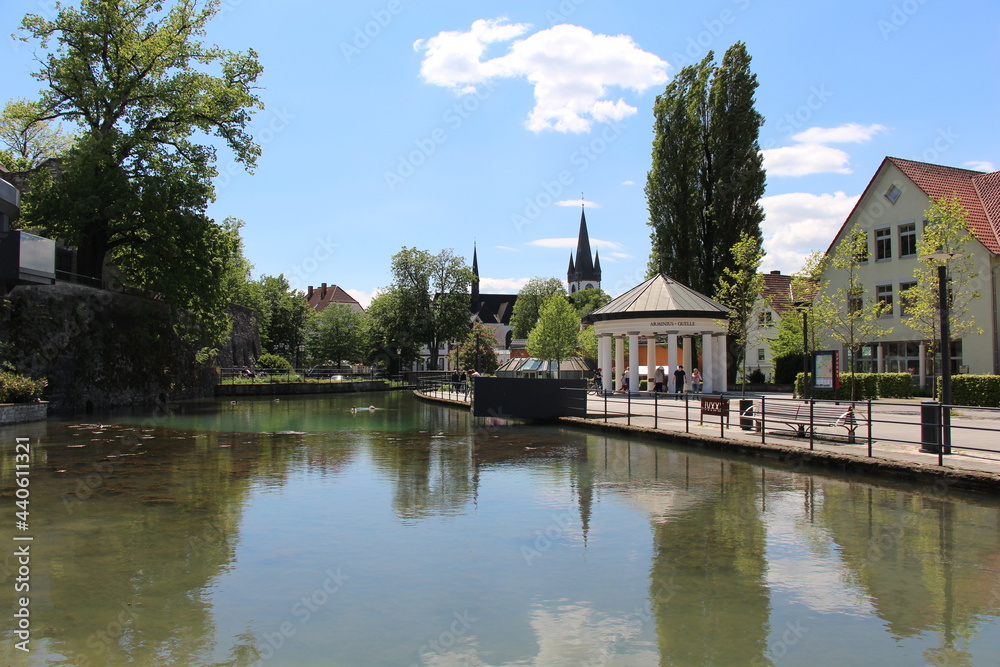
[0,371,47,403]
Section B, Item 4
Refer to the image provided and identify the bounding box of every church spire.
[568,203,600,291]
[471,242,480,304]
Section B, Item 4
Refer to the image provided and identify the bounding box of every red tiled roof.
[887,157,1000,254]
[760,272,793,314]
[306,283,363,313]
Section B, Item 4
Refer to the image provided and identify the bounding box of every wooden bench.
[700,396,730,426]
[741,401,863,440]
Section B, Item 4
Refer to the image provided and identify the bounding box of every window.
[757,348,766,362]
[885,184,901,204]
[848,296,862,313]
[757,311,773,326]
[875,227,892,261]
[876,284,893,316]
[854,231,870,263]
[898,222,917,258]
[899,280,917,316]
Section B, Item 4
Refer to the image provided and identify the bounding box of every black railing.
[219,367,393,385]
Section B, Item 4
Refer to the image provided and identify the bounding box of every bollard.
[919,400,941,454]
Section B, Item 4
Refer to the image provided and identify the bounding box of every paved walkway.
[584,391,1000,477]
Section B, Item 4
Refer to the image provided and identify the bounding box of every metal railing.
[569,388,1000,472]
[416,375,474,402]
[219,367,394,385]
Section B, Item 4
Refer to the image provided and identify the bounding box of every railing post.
[809,398,815,451]
[654,391,658,430]
[603,389,607,423]
[627,390,631,426]
[685,392,690,433]
[761,396,767,445]
[867,399,873,457]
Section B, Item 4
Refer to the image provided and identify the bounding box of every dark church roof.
[470,244,517,325]
[568,208,601,285]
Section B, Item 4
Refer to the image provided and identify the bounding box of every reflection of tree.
[649,462,771,665]
[819,484,1000,664]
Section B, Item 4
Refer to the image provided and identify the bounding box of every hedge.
[0,371,47,403]
[794,372,913,400]
[255,353,292,370]
[943,375,1000,407]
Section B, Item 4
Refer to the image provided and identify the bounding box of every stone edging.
[0,402,49,425]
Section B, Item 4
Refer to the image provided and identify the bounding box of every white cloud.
[528,237,623,250]
[760,191,859,273]
[762,143,852,176]
[345,288,376,309]
[555,199,599,207]
[965,160,996,172]
[621,180,635,186]
[494,245,517,251]
[415,19,668,133]
[791,123,887,144]
[479,277,530,292]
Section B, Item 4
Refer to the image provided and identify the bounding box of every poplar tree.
[646,42,765,296]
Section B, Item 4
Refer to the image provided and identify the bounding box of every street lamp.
[794,300,812,400]
[919,251,963,454]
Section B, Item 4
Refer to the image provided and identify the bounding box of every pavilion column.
[713,334,728,393]
[877,343,885,373]
[614,334,625,391]
[646,333,658,393]
[628,332,640,393]
[667,332,679,391]
[682,336,694,381]
[702,332,714,394]
[598,333,612,393]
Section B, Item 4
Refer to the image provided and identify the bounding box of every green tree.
[714,232,764,393]
[905,195,983,375]
[570,287,612,320]
[577,325,598,359]
[255,275,312,360]
[366,290,422,375]
[16,0,263,344]
[813,227,892,399]
[306,304,367,368]
[218,218,264,313]
[526,294,580,377]
[510,277,566,339]
[0,99,74,170]
[646,42,765,296]
[388,247,474,369]
[453,322,499,374]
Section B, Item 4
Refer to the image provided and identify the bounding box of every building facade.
[819,157,1000,383]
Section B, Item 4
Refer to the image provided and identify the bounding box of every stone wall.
[0,283,259,412]
[0,402,48,425]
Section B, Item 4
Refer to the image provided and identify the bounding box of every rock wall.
[0,283,260,412]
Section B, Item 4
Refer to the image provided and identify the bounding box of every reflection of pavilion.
[585,274,729,392]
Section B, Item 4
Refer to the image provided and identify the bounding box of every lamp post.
[920,251,963,454]
[795,301,811,399]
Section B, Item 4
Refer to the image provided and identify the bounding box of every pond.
[2,391,1000,666]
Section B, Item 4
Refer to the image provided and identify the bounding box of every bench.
[700,396,730,426]
[741,401,863,440]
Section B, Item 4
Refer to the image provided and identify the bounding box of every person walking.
[673,364,686,400]
[653,366,665,393]
[691,368,703,393]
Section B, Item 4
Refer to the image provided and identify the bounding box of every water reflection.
[1,393,999,666]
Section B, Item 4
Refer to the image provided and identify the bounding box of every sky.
[2,0,999,308]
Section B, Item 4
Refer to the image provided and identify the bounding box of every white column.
[682,336,693,381]
[614,335,625,391]
[646,333,658,393]
[667,332,679,391]
[628,331,640,393]
[702,332,714,394]
[877,343,885,373]
[598,333,612,393]
[714,334,728,393]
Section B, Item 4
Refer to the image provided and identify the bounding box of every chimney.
[321,283,328,299]
[307,286,313,299]
[770,270,781,275]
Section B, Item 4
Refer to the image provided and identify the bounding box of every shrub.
[747,368,766,384]
[256,353,291,370]
[945,375,1000,407]
[795,372,913,400]
[773,353,803,384]
[875,373,913,399]
[0,371,47,403]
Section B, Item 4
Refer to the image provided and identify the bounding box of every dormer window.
[885,184,901,204]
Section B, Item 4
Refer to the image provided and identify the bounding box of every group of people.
[592,365,703,395]
[450,369,480,396]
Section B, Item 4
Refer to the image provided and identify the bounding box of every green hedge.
[794,372,913,400]
[773,353,803,384]
[944,375,1000,407]
[256,353,292,370]
[0,371,47,403]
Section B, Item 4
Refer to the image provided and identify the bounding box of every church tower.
[471,242,480,306]
[567,206,601,293]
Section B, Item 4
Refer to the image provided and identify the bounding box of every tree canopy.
[510,277,566,339]
[0,99,74,170]
[306,304,367,368]
[714,232,764,390]
[15,0,263,346]
[645,42,765,296]
[526,294,580,375]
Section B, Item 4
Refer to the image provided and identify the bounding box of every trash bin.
[919,400,941,454]
[739,399,754,431]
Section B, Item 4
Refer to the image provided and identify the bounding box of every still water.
[2,391,1000,666]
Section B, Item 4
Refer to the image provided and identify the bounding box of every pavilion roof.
[585,274,728,323]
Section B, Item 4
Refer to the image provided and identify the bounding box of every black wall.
[472,377,587,419]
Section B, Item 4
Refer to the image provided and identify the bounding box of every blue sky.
[2,0,998,307]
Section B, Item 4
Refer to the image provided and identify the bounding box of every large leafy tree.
[646,42,765,296]
[385,247,474,369]
[366,290,422,375]
[0,99,74,170]
[306,304,367,368]
[569,287,611,320]
[714,232,764,391]
[905,195,983,375]
[453,322,499,375]
[510,277,566,339]
[16,0,263,344]
[255,275,312,359]
[526,294,580,377]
